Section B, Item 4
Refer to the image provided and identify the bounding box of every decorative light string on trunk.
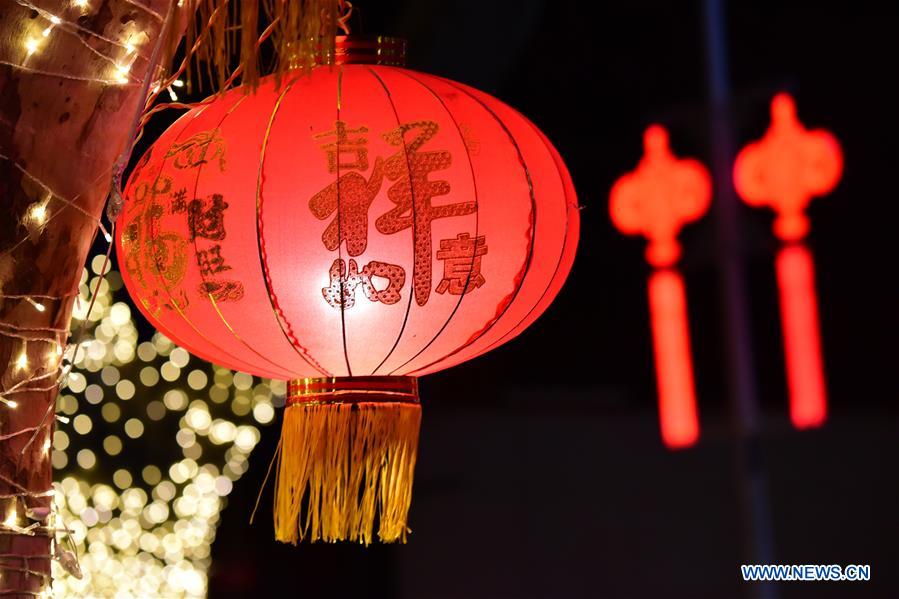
[4,3,348,594]
[0,229,117,585]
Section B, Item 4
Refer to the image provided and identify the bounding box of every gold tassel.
[166,0,339,93]
[274,378,421,545]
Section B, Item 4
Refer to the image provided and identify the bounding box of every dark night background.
[125,1,899,597]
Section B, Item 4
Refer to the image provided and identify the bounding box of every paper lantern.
[610,125,711,448]
[116,37,579,545]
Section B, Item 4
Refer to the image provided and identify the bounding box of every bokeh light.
[51,256,283,597]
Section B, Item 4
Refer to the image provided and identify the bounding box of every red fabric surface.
[117,65,579,379]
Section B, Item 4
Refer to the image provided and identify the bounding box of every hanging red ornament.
[734,93,841,429]
[610,125,711,449]
[116,36,579,545]
[734,93,842,242]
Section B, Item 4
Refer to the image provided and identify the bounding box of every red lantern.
[117,37,579,545]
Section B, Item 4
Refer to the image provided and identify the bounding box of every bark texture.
[0,0,175,594]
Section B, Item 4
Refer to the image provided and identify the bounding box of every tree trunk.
[0,0,176,595]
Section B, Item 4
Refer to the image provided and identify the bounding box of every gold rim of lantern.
[322,35,408,67]
[286,376,419,405]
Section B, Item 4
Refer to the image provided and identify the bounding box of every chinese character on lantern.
[309,122,385,257]
[187,193,228,241]
[322,258,406,309]
[435,233,487,295]
[314,120,371,172]
[309,119,479,310]
[376,121,477,306]
[164,128,227,171]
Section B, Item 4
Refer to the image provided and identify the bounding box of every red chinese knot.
[117,62,579,382]
[608,125,709,449]
[609,125,711,268]
[734,93,843,241]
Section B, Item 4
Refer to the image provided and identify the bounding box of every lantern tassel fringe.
[274,402,421,545]
[170,0,341,93]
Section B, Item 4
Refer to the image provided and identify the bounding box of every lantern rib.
[142,106,280,377]
[373,68,484,376]
[476,119,577,358]
[188,93,300,379]
[254,80,332,377]
[398,78,539,376]
[335,66,355,376]
[363,66,420,376]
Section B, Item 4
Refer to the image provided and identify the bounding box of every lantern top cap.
[325,35,407,67]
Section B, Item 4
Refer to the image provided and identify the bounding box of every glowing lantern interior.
[117,65,579,381]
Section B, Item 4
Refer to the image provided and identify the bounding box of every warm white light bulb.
[15,352,28,371]
[114,64,130,84]
[3,508,17,528]
[114,62,131,85]
[25,37,40,56]
[28,201,48,225]
[26,297,46,312]
[167,86,178,101]
[41,17,60,38]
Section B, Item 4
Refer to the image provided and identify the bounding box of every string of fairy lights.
[1,1,190,596]
[1,212,124,598]
[0,178,108,594]
[2,1,346,595]
[12,0,152,86]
